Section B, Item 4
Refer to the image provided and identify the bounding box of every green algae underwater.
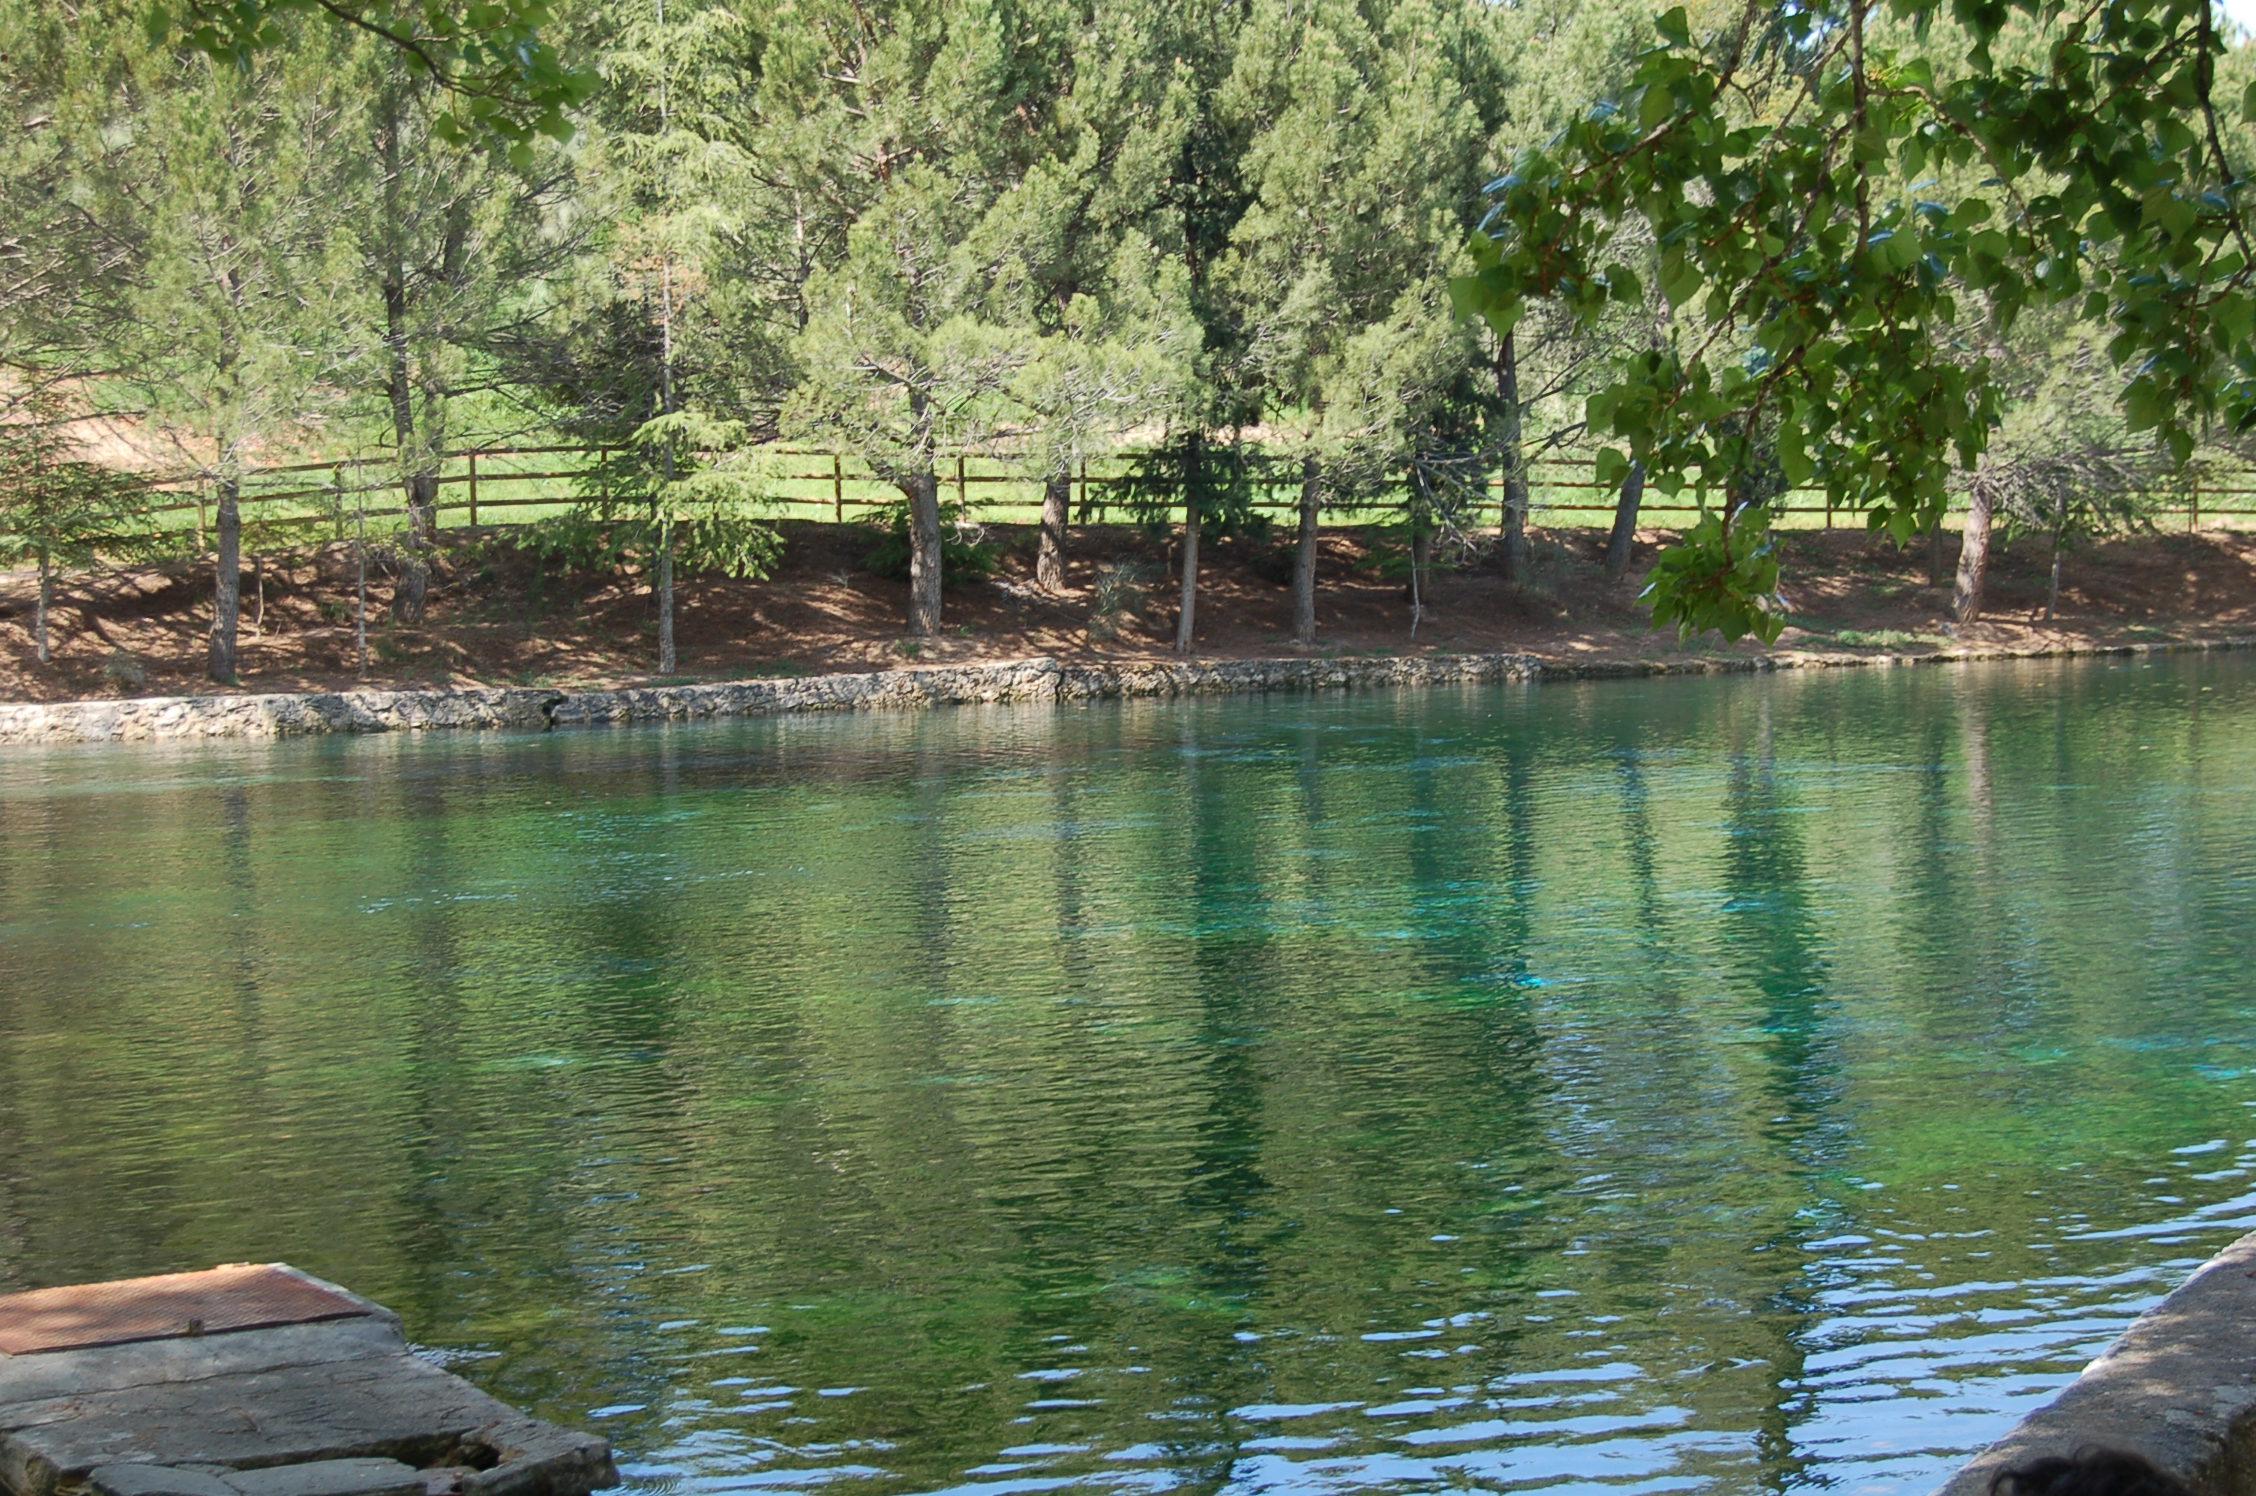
[4,654,2256,1495]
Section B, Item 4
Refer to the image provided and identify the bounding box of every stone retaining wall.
[1933,1230,2256,1495]
[2,636,2251,745]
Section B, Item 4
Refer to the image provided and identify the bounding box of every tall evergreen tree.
[1220,0,1495,647]
[766,0,1066,639]
[534,0,780,672]
[57,16,359,682]
[339,35,579,622]
[967,4,1201,592]
[1124,0,1258,655]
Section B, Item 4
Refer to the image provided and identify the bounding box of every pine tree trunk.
[1604,461,1644,581]
[34,546,50,665]
[381,193,434,623]
[406,464,437,545]
[1293,455,1319,647]
[387,467,438,624]
[1176,489,1200,656]
[2046,531,2063,623]
[1952,484,1993,628]
[209,476,241,682]
[1037,471,1070,591]
[906,468,943,638]
[1497,330,1530,584]
[657,520,677,674]
[377,108,436,551]
[380,367,433,624]
[1927,519,1949,588]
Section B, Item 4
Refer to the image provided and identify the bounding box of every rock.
[220,1459,422,1496]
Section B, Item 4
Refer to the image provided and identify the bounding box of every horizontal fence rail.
[117,444,2256,549]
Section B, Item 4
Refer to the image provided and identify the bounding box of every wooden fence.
[129,443,2256,548]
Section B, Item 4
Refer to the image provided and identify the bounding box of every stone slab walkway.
[0,1267,614,1496]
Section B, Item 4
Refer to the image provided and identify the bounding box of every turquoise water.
[4,656,2256,1496]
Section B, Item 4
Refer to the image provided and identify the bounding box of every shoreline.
[3,633,2252,746]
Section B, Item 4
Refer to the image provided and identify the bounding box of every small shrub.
[1088,560,1159,639]
[1245,542,1296,587]
[865,499,998,581]
[101,648,148,695]
[503,511,782,582]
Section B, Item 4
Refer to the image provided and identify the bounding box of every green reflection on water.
[3,655,2256,1496]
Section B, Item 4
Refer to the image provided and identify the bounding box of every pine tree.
[967,4,1202,592]
[1477,0,1653,587]
[1121,0,1258,656]
[0,1,133,396]
[337,35,579,624]
[1220,0,1496,647]
[65,16,359,683]
[767,0,1066,639]
[0,391,148,666]
[536,0,780,672]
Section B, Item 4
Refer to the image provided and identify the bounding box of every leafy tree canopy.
[1454,0,2256,641]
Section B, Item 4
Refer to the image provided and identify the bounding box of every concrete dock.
[0,1266,615,1496]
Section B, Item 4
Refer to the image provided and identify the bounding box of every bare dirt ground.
[3,520,2253,703]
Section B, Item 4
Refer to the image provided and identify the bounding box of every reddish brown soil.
[3,520,2253,703]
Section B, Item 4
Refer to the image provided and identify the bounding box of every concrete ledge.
[1934,1230,2256,1495]
[3,636,2252,745]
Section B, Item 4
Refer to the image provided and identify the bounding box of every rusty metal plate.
[0,1263,372,1355]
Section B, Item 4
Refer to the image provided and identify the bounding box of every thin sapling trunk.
[1176,489,1200,655]
[1497,329,1530,584]
[1293,455,1319,647]
[209,476,241,682]
[34,545,50,665]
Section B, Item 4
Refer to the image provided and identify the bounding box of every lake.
[3,654,2254,1496]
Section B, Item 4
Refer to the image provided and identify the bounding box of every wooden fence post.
[833,452,844,521]
[956,453,968,511]
[2190,469,2201,533]
[1079,456,1089,523]
[195,486,208,550]
[467,451,479,527]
